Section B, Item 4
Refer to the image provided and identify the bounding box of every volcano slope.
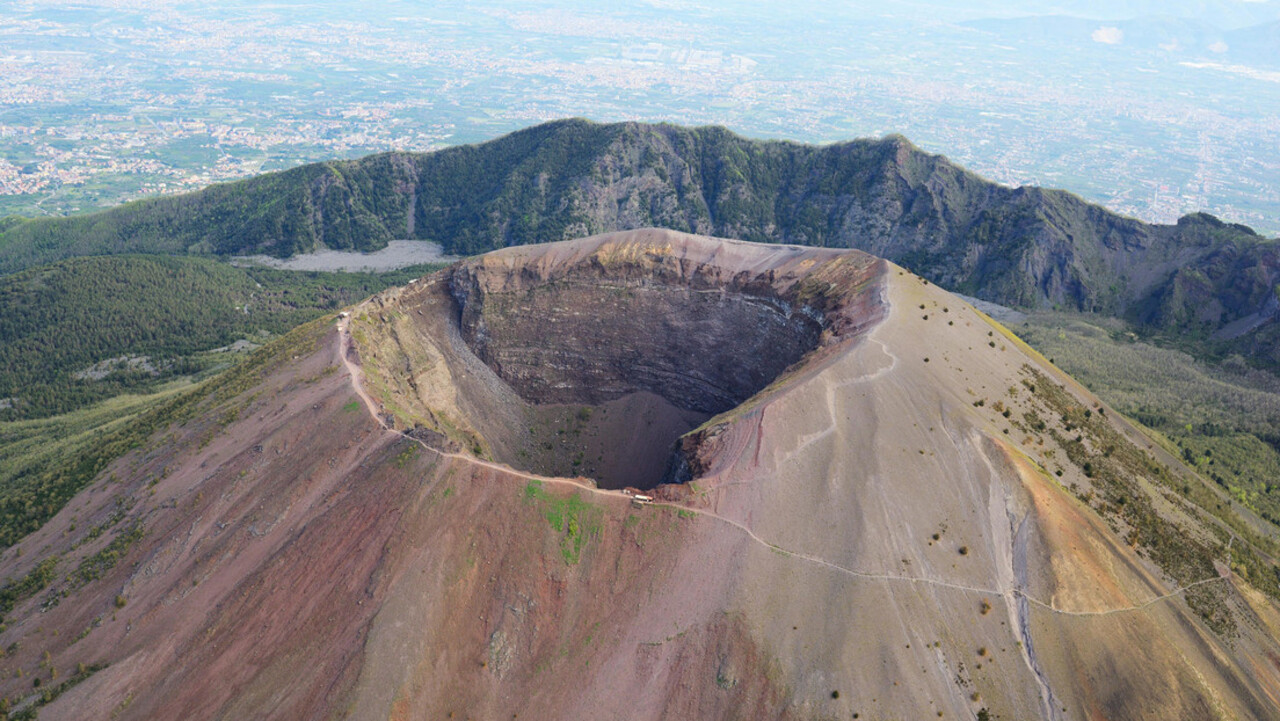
[2,228,1280,720]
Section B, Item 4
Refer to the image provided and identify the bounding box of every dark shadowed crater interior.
[452,273,825,489]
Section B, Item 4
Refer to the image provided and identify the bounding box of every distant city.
[1,0,1278,234]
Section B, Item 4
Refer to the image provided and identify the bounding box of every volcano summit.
[0,229,1277,720]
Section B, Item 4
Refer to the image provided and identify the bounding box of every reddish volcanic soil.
[0,228,1277,720]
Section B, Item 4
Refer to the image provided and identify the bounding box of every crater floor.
[515,392,709,490]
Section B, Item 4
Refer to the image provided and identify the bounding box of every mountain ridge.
[2,118,1277,364]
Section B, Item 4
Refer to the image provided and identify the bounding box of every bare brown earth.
[0,228,1278,720]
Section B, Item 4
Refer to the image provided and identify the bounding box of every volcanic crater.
[10,229,1280,721]
[352,228,886,490]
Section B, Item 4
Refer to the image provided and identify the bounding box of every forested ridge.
[2,118,1277,366]
[1015,311,1280,531]
[0,255,442,420]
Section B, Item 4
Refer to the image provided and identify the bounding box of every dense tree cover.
[2,119,1276,367]
[411,118,621,253]
[0,255,441,420]
[0,157,416,270]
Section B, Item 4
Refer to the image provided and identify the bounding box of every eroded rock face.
[450,266,823,414]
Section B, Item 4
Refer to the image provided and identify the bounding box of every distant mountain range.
[2,118,1277,364]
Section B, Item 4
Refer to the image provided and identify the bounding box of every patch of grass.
[0,558,59,623]
[6,661,107,719]
[393,445,419,469]
[523,480,543,501]
[522,481,602,565]
[69,522,145,590]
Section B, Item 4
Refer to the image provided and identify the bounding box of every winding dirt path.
[332,317,1230,620]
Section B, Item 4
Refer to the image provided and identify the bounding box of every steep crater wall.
[438,235,885,490]
[450,272,825,415]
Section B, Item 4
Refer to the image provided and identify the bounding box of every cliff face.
[447,230,860,413]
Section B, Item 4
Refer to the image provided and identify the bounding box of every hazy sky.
[755,0,1280,25]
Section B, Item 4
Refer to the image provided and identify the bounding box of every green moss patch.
[522,481,602,565]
